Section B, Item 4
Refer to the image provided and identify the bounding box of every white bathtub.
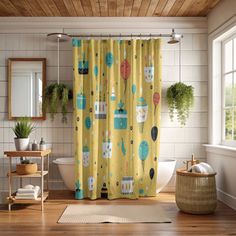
[53,158,176,193]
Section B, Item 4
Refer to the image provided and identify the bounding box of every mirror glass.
[8,59,46,120]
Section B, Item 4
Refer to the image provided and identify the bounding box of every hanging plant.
[166,82,194,126]
[43,83,73,123]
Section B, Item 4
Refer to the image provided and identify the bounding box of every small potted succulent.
[12,118,37,175]
[12,117,35,151]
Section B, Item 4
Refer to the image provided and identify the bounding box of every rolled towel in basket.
[188,162,215,174]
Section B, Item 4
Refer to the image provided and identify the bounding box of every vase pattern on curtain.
[73,39,162,199]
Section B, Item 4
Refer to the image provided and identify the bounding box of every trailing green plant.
[166,82,194,126]
[12,117,35,138]
[43,83,73,123]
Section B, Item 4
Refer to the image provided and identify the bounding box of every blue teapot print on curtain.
[114,100,127,129]
[78,52,89,75]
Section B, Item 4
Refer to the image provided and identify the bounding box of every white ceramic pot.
[14,138,29,151]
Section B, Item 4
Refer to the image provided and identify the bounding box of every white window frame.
[222,33,236,146]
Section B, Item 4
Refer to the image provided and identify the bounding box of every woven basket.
[16,163,37,175]
[175,169,217,214]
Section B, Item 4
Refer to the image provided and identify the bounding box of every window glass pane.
[234,39,236,70]
[225,73,233,107]
[225,40,233,73]
[234,73,236,106]
[225,109,233,140]
[234,110,236,140]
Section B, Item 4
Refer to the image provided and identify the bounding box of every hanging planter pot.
[45,33,72,123]
[166,39,194,126]
[166,82,194,126]
[43,83,73,123]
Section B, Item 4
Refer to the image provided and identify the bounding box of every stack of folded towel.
[188,162,215,174]
[15,185,41,200]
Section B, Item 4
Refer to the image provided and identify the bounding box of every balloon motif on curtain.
[149,168,155,180]
[153,92,160,115]
[85,117,92,129]
[132,84,136,97]
[106,52,114,68]
[94,65,98,77]
[151,126,158,142]
[120,59,131,94]
[139,140,149,172]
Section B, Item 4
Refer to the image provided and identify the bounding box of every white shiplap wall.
[0,17,208,202]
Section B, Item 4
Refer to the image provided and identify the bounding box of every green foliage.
[224,109,236,140]
[21,159,32,164]
[43,83,73,123]
[12,117,35,138]
[223,81,236,140]
[166,82,194,126]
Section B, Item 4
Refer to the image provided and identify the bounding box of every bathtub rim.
[53,157,74,165]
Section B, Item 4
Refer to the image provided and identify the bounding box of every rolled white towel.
[16,186,41,200]
[199,162,215,174]
[23,184,34,189]
[16,188,40,196]
[17,185,40,194]
[15,195,39,200]
[188,162,215,174]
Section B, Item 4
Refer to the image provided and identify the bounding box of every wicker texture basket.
[176,169,217,214]
[16,163,37,175]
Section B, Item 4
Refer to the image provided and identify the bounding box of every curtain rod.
[68,33,173,38]
[47,29,183,43]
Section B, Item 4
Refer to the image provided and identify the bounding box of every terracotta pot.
[16,163,38,175]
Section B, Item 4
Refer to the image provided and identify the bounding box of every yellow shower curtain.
[73,39,161,199]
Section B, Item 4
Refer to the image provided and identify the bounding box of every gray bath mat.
[58,204,171,224]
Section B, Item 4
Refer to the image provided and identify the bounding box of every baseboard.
[217,188,236,210]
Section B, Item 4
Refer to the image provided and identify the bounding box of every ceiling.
[0,0,221,17]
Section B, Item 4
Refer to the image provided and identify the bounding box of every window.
[222,34,236,144]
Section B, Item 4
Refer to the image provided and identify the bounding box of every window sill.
[203,144,236,158]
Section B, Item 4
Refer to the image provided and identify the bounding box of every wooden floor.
[0,191,236,236]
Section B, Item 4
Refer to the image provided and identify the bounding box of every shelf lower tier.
[7,171,48,178]
[8,191,49,204]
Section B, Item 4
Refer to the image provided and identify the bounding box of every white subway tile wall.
[0,32,207,201]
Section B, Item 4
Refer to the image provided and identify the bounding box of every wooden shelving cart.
[4,150,51,211]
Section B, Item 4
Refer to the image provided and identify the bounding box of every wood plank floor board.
[0,191,235,235]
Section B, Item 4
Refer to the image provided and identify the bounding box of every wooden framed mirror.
[8,58,46,120]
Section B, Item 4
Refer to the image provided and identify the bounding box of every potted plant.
[12,118,37,175]
[43,83,73,123]
[12,117,35,151]
[166,82,194,126]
